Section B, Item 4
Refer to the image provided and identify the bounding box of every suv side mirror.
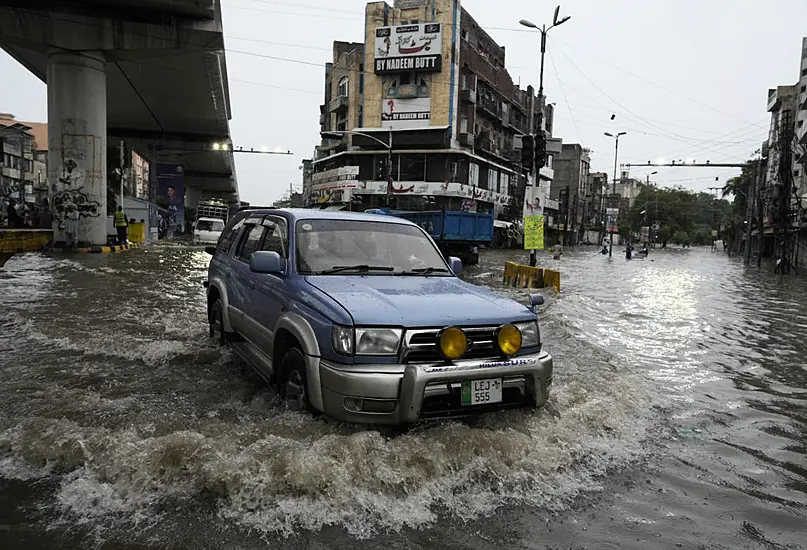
[528,293,544,312]
[448,256,462,274]
[205,246,216,256]
[250,250,283,274]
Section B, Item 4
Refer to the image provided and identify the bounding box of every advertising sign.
[606,207,619,234]
[381,97,431,129]
[640,225,650,243]
[523,215,545,250]
[374,23,442,74]
[156,163,185,235]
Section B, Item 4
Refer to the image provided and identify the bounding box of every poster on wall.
[606,207,619,233]
[156,164,185,235]
[374,23,442,74]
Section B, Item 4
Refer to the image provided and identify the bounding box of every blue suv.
[204,208,553,424]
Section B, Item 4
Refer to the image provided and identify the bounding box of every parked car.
[204,208,553,424]
[193,217,226,245]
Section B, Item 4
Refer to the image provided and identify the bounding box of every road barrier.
[503,261,561,292]
[128,222,146,243]
[0,229,54,268]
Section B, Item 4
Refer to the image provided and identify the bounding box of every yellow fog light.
[497,324,522,356]
[439,326,468,361]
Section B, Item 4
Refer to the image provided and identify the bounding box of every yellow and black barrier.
[503,261,561,292]
[52,242,140,254]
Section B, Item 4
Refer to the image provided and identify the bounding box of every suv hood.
[305,275,534,327]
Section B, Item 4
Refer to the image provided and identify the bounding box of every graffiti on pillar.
[58,159,79,186]
[51,188,101,222]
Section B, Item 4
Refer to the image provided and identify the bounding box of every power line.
[546,47,583,142]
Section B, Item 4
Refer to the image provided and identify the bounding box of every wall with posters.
[155,163,185,235]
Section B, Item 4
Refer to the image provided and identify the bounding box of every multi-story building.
[0,113,48,206]
[550,143,590,244]
[312,0,556,223]
[587,171,607,235]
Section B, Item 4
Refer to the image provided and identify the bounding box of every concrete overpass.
[0,0,237,244]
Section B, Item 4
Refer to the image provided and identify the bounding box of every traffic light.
[534,130,547,169]
[521,134,535,173]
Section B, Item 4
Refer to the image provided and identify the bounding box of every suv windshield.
[197,220,224,232]
[296,219,450,275]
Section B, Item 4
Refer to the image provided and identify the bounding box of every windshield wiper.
[396,267,451,275]
[319,264,396,275]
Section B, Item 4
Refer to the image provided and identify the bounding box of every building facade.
[550,143,590,244]
[312,0,556,223]
[0,113,48,207]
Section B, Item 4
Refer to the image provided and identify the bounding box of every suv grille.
[403,326,501,363]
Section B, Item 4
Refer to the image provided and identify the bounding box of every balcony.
[389,85,429,99]
[329,95,349,113]
[460,89,476,104]
[477,94,502,120]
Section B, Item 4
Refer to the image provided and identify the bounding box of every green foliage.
[721,158,760,220]
[625,183,732,246]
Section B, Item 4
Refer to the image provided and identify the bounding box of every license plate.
[461,378,502,406]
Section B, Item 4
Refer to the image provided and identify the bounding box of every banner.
[155,164,185,235]
[523,215,545,250]
[640,226,650,243]
[606,208,619,234]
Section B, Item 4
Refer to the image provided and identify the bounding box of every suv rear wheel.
[279,348,313,413]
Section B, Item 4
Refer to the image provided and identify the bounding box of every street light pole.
[604,131,626,257]
[645,171,657,245]
[520,6,570,266]
[321,129,394,208]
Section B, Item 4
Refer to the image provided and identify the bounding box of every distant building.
[551,143,591,244]
[587,171,608,232]
[0,113,48,205]
[312,0,556,222]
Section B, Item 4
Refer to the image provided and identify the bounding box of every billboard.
[374,23,442,74]
[606,207,619,233]
[523,215,545,250]
[382,97,431,129]
[155,163,185,235]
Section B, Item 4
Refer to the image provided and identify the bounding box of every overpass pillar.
[47,51,108,246]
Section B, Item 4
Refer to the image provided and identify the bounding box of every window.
[461,29,468,41]
[237,222,266,262]
[460,116,468,133]
[337,76,349,98]
[358,105,364,128]
[799,120,804,128]
[461,74,468,90]
[359,65,364,94]
[216,216,245,254]
[260,216,288,258]
[802,85,806,93]
[296,219,448,275]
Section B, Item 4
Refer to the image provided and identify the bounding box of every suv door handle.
[249,280,256,290]
[225,269,232,278]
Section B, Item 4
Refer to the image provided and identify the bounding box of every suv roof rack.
[235,205,277,212]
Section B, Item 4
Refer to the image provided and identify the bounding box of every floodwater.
[0,244,805,549]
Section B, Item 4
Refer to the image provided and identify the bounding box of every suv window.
[216,216,245,255]
[237,223,266,263]
[260,216,288,258]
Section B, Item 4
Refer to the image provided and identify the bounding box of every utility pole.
[605,131,627,256]
[520,6,571,266]
[744,162,758,265]
[119,140,125,210]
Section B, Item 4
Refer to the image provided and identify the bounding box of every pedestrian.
[625,242,634,260]
[553,241,563,260]
[114,205,128,245]
[64,204,80,249]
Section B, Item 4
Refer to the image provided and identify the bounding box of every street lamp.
[604,131,627,257]
[520,5,571,265]
[321,129,394,207]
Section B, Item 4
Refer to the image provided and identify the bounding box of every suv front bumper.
[316,351,553,424]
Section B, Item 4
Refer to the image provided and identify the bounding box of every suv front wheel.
[279,348,314,413]
[209,299,227,346]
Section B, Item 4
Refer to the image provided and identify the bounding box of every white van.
[193,217,225,245]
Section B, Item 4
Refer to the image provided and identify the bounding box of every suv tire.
[209,299,227,346]
[280,348,313,413]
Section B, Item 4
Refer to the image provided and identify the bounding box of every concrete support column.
[47,51,107,246]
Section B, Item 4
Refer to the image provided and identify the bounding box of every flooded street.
[1,244,805,548]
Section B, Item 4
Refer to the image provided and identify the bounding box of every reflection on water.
[0,244,805,547]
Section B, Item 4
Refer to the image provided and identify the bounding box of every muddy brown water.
[0,244,805,549]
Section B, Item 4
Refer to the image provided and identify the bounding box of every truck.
[193,199,229,245]
[365,209,494,266]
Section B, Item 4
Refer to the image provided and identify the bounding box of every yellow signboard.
[523,215,545,250]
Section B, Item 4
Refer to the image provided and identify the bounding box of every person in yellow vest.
[114,205,128,245]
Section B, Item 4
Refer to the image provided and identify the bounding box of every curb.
[53,243,141,254]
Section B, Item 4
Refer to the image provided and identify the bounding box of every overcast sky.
[2,0,806,205]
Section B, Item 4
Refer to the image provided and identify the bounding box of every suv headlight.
[331,325,402,356]
[515,320,541,349]
[356,327,402,355]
